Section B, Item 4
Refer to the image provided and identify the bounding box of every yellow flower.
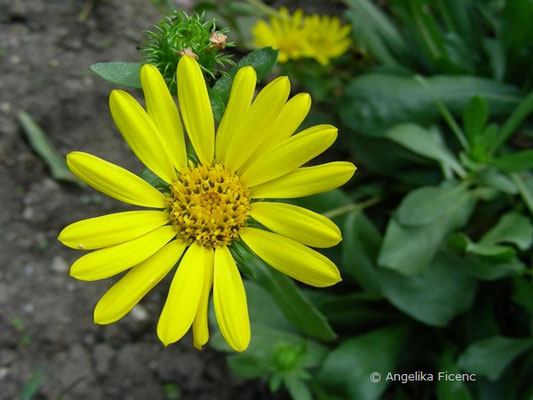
[303,14,352,66]
[252,8,352,65]
[58,56,356,352]
[252,7,308,63]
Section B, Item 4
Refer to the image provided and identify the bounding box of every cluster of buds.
[141,11,235,92]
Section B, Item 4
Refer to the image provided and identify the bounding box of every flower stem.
[322,196,381,219]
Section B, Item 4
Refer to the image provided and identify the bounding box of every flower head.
[303,14,352,66]
[252,8,351,65]
[58,56,356,352]
[252,8,308,63]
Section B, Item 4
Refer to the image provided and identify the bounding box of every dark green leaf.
[448,232,516,263]
[208,87,225,122]
[463,95,488,144]
[457,336,533,381]
[397,182,470,226]
[512,277,533,315]
[89,62,143,88]
[246,256,337,341]
[342,210,382,295]
[437,346,473,400]
[309,292,395,328]
[458,254,525,281]
[490,150,533,173]
[511,172,533,217]
[344,0,412,68]
[378,251,477,326]
[18,111,79,185]
[340,74,521,138]
[378,190,476,275]
[317,325,409,400]
[480,212,533,250]
[386,124,465,177]
[212,47,278,103]
[140,168,169,191]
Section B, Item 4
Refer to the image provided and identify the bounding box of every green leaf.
[212,47,278,103]
[448,233,516,263]
[207,87,225,122]
[512,277,533,315]
[340,74,521,138]
[378,190,476,275]
[317,325,409,400]
[21,367,48,400]
[463,95,488,144]
[397,182,470,226]
[245,255,337,341]
[378,250,477,326]
[285,377,313,400]
[140,168,170,191]
[309,292,395,329]
[227,354,270,379]
[386,123,465,177]
[342,210,382,295]
[480,212,533,251]
[344,0,412,68]
[18,111,79,185]
[511,172,533,217]
[437,346,473,400]
[89,62,143,88]
[490,150,533,173]
[457,336,533,381]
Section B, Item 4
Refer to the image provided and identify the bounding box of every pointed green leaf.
[397,182,470,226]
[480,212,533,251]
[18,111,79,185]
[89,62,142,88]
[463,95,489,144]
[378,251,478,326]
[213,47,278,103]
[490,150,533,173]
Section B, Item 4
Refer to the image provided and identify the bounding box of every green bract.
[141,11,235,92]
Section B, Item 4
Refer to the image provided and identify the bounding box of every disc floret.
[168,163,251,248]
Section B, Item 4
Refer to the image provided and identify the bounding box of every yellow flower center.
[168,163,251,248]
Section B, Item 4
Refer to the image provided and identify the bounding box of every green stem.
[322,196,381,219]
[491,91,533,154]
[244,0,279,18]
[415,75,470,152]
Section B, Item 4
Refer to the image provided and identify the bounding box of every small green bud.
[141,11,235,93]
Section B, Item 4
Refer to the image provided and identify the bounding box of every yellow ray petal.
[251,161,356,199]
[223,76,290,171]
[109,90,176,183]
[251,92,311,160]
[240,124,338,187]
[59,210,169,250]
[213,246,250,352]
[157,242,206,346]
[192,247,214,350]
[66,152,168,208]
[215,66,257,162]
[177,56,214,165]
[141,64,187,170]
[94,240,186,324]
[70,225,176,281]
[241,228,341,287]
[250,202,341,248]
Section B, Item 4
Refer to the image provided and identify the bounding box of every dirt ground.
[0,0,288,398]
